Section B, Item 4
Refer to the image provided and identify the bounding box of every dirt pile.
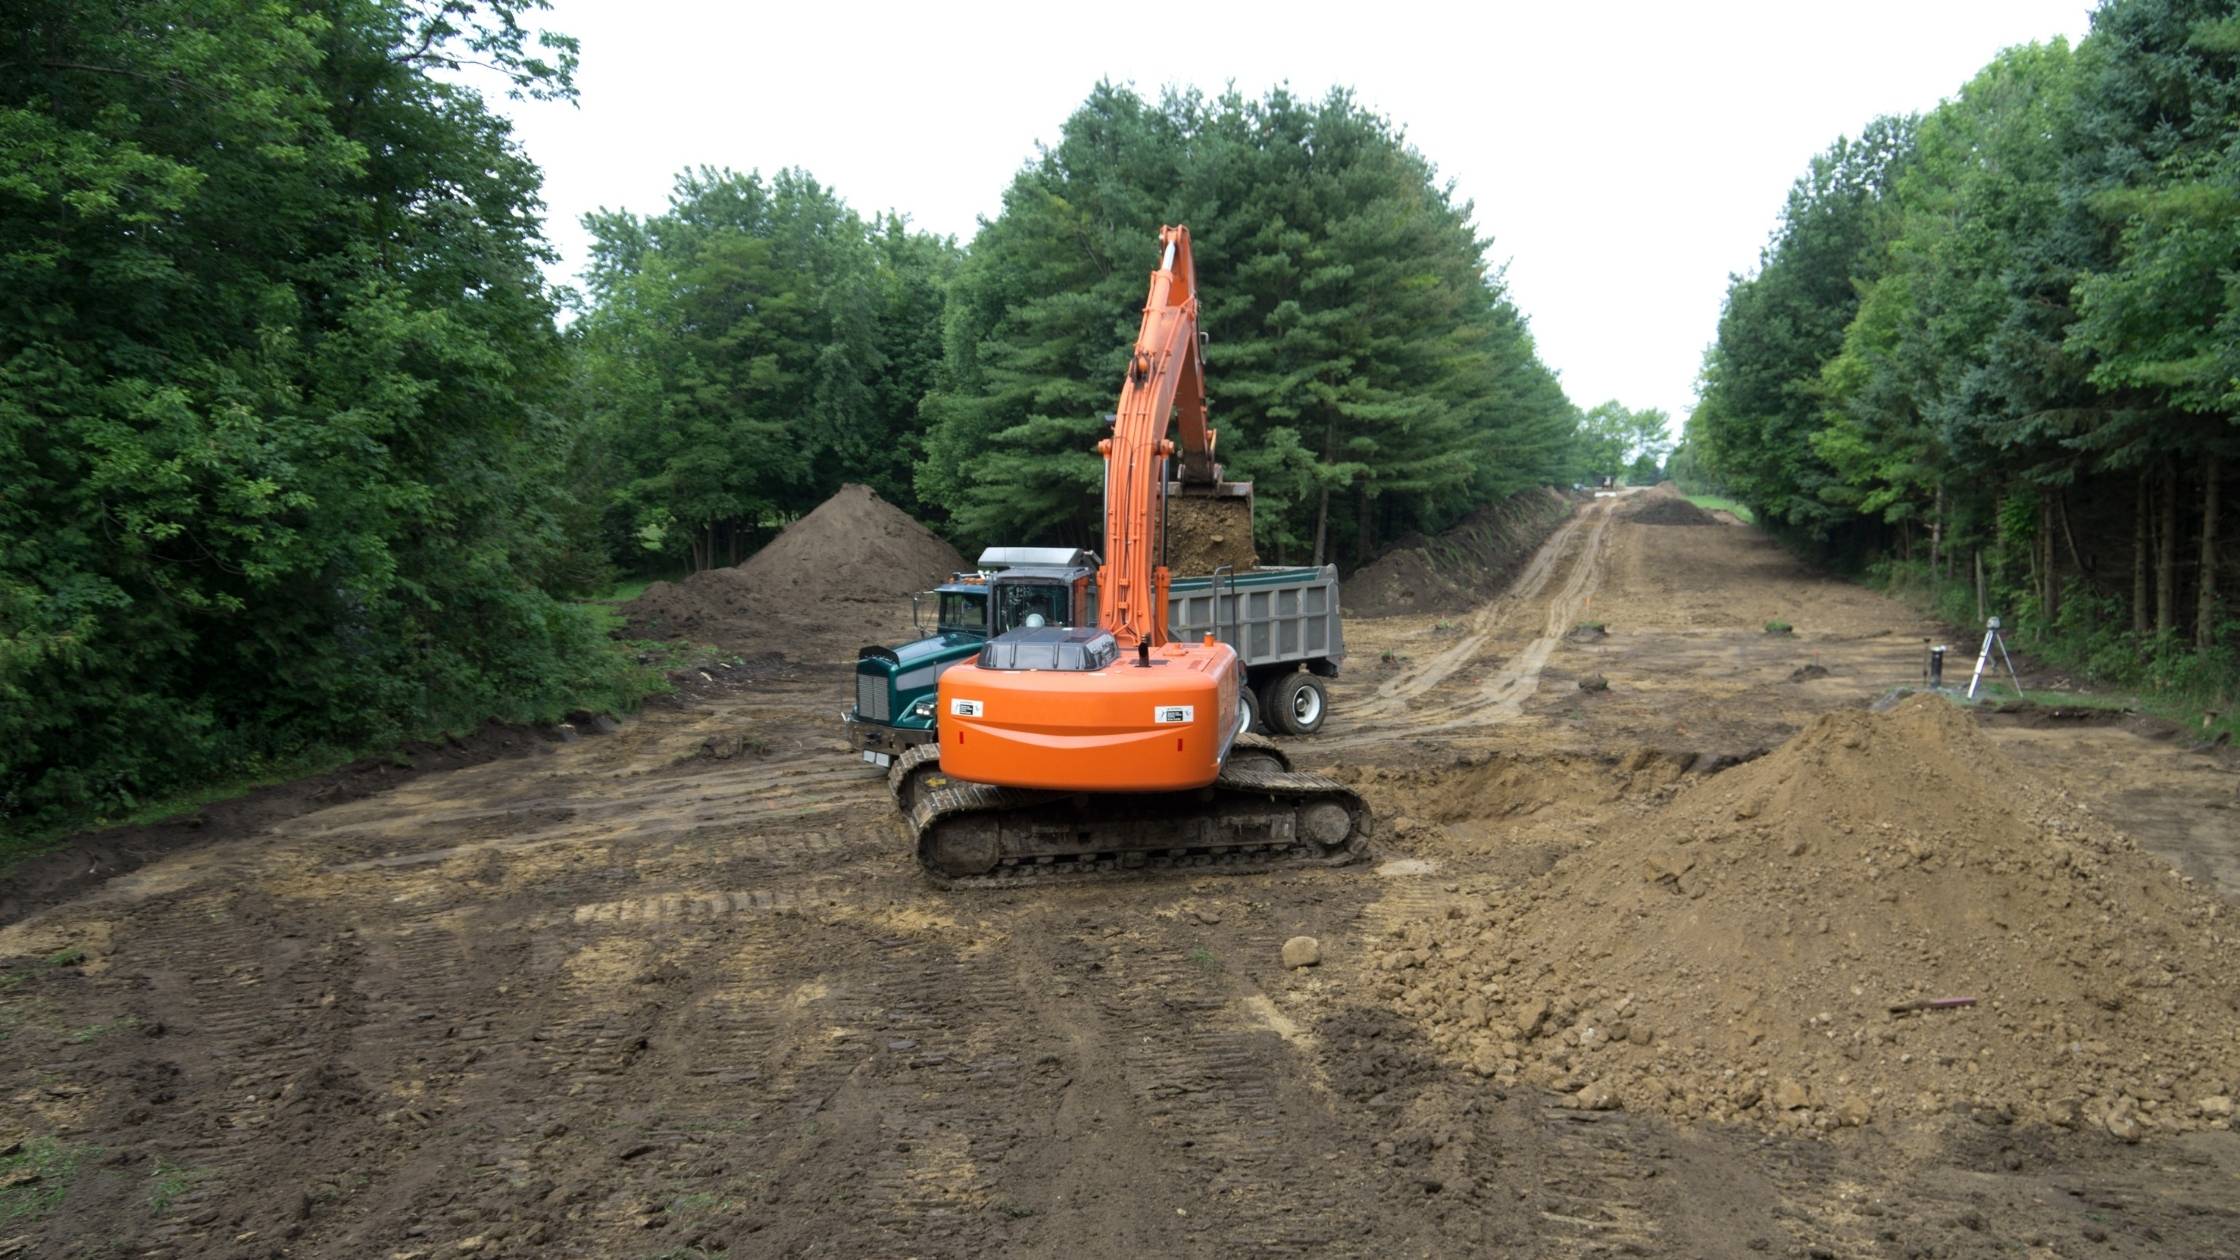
[1349,488,1573,616]
[1373,695,2240,1137]
[1625,487,1719,526]
[622,484,963,649]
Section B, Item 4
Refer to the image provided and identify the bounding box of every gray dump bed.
[1168,565,1343,671]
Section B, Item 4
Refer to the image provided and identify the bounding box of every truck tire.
[1265,672,1328,736]
[1239,683,1265,735]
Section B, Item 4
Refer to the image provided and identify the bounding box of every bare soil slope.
[1378,696,2240,1136]
[1348,487,1572,616]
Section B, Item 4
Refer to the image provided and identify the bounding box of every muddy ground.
[5,494,2238,1259]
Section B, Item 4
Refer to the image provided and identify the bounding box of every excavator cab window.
[994,581,1071,633]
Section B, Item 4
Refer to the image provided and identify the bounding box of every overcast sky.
[495,0,2096,434]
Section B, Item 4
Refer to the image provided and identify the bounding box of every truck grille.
[855,672,890,722]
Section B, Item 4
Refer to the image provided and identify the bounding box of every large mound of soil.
[1373,695,2240,1137]
[1625,495,1719,526]
[1348,488,1573,617]
[623,484,963,650]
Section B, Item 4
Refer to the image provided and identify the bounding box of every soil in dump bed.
[1375,694,2240,1138]
[621,483,964,651]
[1161,489,1259,575]
[1347,486,1573,616]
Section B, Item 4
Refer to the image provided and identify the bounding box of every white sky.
[496,0,2096,434]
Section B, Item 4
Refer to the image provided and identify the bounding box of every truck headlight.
[910,697,936,719]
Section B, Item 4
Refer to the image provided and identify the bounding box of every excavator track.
[903,740,1371,889]
[887,742,949,811]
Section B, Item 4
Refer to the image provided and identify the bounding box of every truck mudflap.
[893,735,1371,888]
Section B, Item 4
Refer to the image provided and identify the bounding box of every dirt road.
[6,497,2238,1259]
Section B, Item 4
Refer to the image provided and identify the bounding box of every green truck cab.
[844,548,1095,766]
[845,546,1349,766]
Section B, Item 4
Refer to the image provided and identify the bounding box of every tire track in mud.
[1523,1104,1666,1257]
[122,889,351,1255]
[833,935,1041,1257]
[1756,1139,1887,1259]
[314,758,882,873]
[1089,941,1359,1257]
[1371,498,1610,705]
[1326,497,1619,753]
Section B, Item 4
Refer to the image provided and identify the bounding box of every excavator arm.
[1097,225,1227,649]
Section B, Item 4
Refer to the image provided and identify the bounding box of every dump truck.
[843,545,1345,767]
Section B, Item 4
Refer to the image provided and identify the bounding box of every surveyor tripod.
[1964,616,2025,701]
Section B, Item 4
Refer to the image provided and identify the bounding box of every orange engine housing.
[936,638,1242,793]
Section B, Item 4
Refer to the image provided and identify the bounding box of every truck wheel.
[1239,683,1265,736]
[1267,672,1328,735]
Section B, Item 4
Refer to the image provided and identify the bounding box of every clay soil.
[7,491,2239,1259]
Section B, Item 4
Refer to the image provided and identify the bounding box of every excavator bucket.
[1163,479,1257,574]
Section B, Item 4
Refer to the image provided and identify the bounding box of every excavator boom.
[1100,227,1220,649]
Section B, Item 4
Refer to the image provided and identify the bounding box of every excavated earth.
[6,491,2240,1259]
[622,483,964,651]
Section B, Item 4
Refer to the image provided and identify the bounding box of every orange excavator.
[890,226,1371,886]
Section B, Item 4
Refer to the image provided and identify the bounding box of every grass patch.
[595,576,657,605]
[1764,619,1793,635]
[0,1137,86,1225]
[1965,682,2140,711]
[67,1015,137,1044]
[1187,946,1221,972]
[1874,558,2240,744]
[1685,494,1755,523]
[575,600,630,636]
[1573,620,1605,634]
[148,1158,199,1214]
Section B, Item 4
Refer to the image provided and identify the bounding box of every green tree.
[920,83,1578,565]
[1695,0,2240,717]
[1694,116,1916,539]
[575,171,957,569]
[1,0,627,831]
[2064,0,2240,646]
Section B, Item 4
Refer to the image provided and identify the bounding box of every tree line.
[1686,0,2238,699]
[2,1,1603,834]
[2,1,653,834]
[578,83,1585,572]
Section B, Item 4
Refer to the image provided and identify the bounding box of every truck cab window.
[937,591,988,634]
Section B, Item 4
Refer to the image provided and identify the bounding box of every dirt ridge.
[1347,487,1574,617]
[1376,695,2240,1137]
